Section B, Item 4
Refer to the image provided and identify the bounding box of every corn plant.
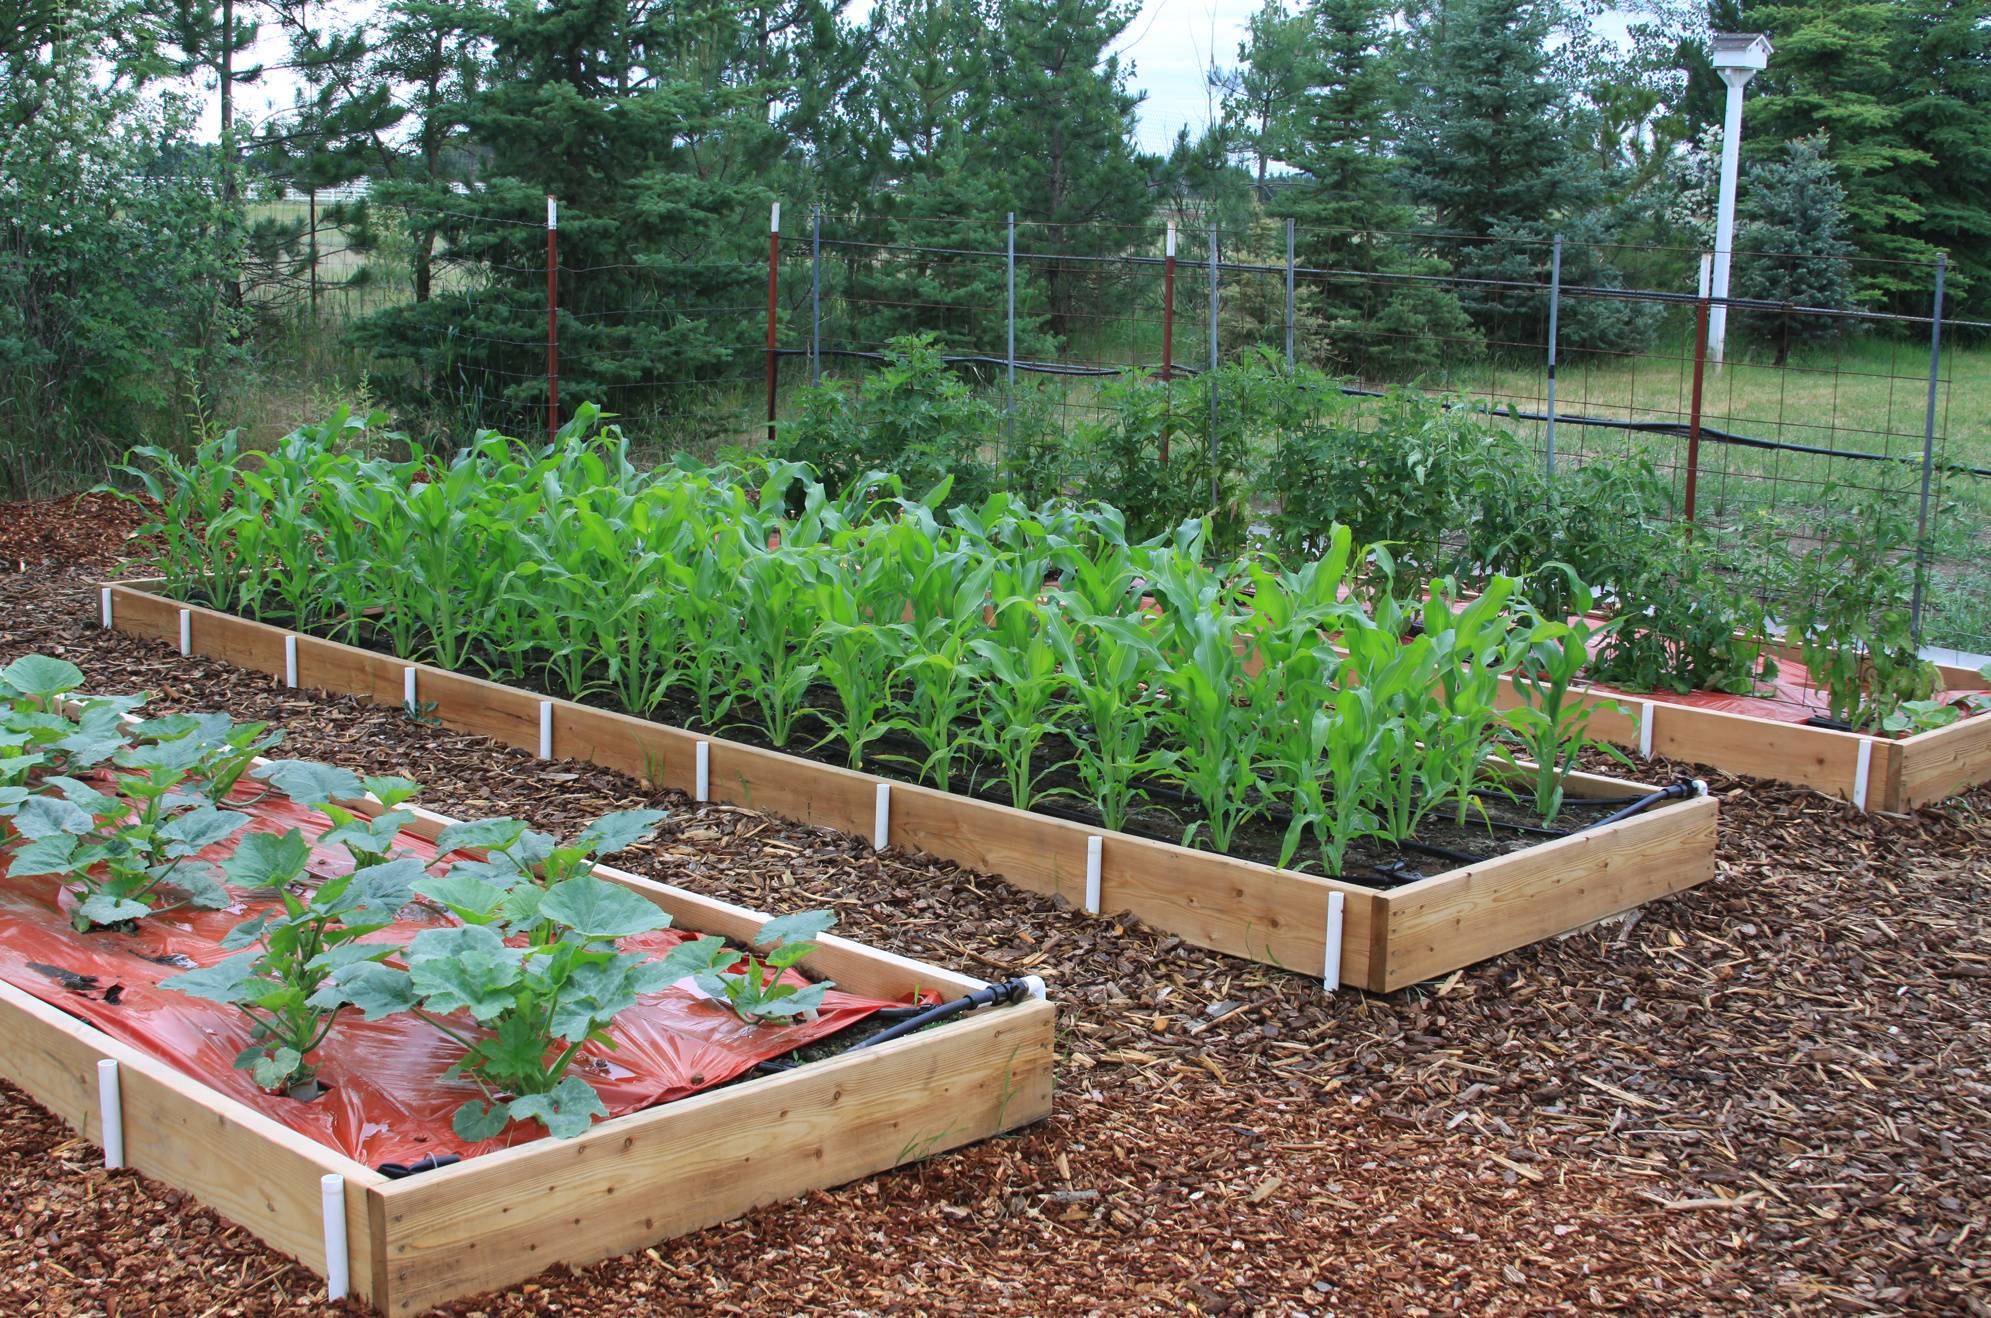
[965,603,1071,810]
[1148,555,1268,851]
[1502,588,1626,823]
[811,543,910,769]
[729,543,822,747]
[1417,578,1518,826]
[891,525,993,790]
[110,428,252,607]
[1043,601,1171,832]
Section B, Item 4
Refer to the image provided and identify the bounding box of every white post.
[694,741,710,803]
[284,634,298,688]
[1638,701,1655,759]
[1083,835,1102,916]
[872,782,890,852]
[96,1059,123,1170]
[99,587,112,629]
[1853,738,1873,812]
[320,1173,349,1301]
[537,700,553,759]
[1709,66,1757,366]
[402,666,416,709]
[1323,891,1346,992]
[177,608,191,656]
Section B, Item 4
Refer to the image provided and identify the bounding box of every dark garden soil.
[1,506,1988,1315]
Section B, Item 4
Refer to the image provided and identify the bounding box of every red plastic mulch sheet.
[0,787,904,1169]
[1575,643,1991,726]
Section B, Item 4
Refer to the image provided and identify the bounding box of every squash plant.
[667,910,839,1024]
[161,828,422,1095]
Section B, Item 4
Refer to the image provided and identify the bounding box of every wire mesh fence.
[240,192,1990,659]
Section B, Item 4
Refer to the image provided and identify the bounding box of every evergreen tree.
[830,0,1044,358]
[1212,0,1313,196]
[977,0,1154,338]
[1276,0,1478,379]
[1887,0,1991,317]
[352,0,777,437]
[364,0,486,304]
[1746,0,1934,304]
[1732,135,1857,364]
[1397,0,1642,351]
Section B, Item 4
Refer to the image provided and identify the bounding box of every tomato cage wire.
[245,194,1991,664]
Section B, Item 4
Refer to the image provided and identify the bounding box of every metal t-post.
[1284,218,1296,370]
[1545,233,1562,477]
[1910,253,1947,640]
[1208,223,1220,510]
[810,206,822,388]
[1006,212,1017,440]
[545,195,559,445]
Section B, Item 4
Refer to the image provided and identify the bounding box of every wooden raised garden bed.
[1,769,1054,1314]
[100,582,1721,994]
[1486,643,1991,813]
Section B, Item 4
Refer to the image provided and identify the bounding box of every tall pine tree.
[1276,0,1477,379]
[352,0,777,437]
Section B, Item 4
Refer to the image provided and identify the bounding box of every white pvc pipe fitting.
[402,666,417,708]
[96,1058,123,1170]
[872,782,890,852]
[99,587,112,629]
[284,634,299,688]
[177,608,191,657]
[1323,891,1346,993]
[694,741,710,803]
[537,700,554,759]
[1083,835,1102,915]
[320,1173,349,1300]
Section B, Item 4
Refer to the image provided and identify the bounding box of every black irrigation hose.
[1574,778,1708,831]
[752,978,1047,1077]
[850,978,1047,1051]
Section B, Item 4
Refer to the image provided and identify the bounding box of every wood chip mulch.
[0,513,1987,1316]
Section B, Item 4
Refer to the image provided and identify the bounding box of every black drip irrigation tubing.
[752,978,1046,1076]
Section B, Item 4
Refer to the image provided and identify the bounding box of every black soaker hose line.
[850,977,1047,1052]
[1575,777,1708,832]
[752,977,1049,1078]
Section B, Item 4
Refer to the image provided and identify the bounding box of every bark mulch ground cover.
[1,500,1986,1316]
